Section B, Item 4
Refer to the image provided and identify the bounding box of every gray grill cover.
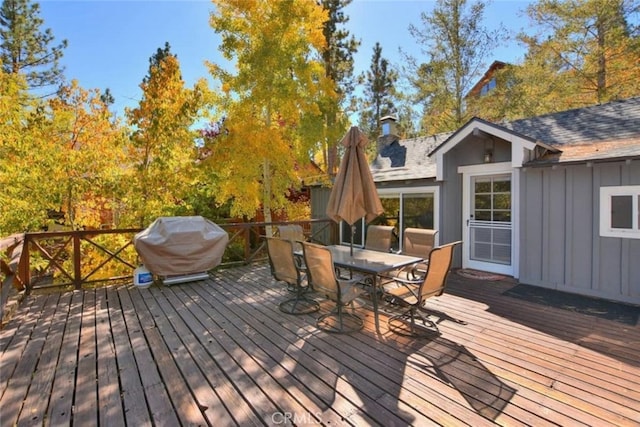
[134,216,229,276]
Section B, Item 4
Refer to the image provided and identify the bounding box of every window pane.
[475,210,492,221]
[493,179,511,192]
[611,195,633,229]
[475,180,491,193]
[371,196,400,250]
[402,193,434,229]
[341,218,363,245]
[493,211,511,222]
[475,195,491,210]
[373,196,400,227]
[493,194,511,210]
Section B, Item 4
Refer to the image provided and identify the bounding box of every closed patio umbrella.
[326,126,383,255]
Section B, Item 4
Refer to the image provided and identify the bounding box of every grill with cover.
[134,216,229,285]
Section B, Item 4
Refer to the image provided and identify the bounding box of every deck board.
[46,290,83,426]
[95,287,125,427]
[117,285,182,427]
[16,292,70,426]
[74,288,98,425]
[1,262,639,426]
[2,293,59,426]
[146,285,237,425]
[106,286,151,426]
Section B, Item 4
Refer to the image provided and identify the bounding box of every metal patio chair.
[278,224,308,282]
[384,241,461,337]
[364,225,395,253]
[399,228,438,279]
[277,224,306,252]
[266,237,319,315]
[302,242,365,333]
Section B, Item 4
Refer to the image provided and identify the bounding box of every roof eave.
[524,155,639,168]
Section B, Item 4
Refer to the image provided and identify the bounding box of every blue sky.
[38,0,534,119]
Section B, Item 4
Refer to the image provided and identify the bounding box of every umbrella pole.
[349,224,355,279]
[350,224,355,257]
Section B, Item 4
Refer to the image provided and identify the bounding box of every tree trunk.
[263,110,274,236]
[327,109,338,178]
[596,17,607,103]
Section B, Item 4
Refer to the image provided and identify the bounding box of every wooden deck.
[1,263,639,426]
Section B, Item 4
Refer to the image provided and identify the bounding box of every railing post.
[73,232,81,289]
[244,225,251,264]
[19,236,30,294]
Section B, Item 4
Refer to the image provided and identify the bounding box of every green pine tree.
[0,0,67,90]
[321,0,360,177]
[358,42,398,146]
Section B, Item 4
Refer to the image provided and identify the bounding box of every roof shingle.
[504,97,640,146]
[371,133,449,182]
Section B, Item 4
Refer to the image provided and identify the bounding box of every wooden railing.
[0,219,337,297]
[1,233,25,323]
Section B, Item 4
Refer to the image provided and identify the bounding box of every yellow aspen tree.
[43,80,128,229]
[126,43,209,227]
[0,69,45,233]
[0,76,127,232]
[207,0,337,232]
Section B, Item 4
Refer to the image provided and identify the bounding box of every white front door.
[461,163,516,276]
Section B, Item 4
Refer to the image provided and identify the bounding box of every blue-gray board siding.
[441,151,464,267]
[310,186,334,245]
[568,167,594,290]
[520,161,640,305]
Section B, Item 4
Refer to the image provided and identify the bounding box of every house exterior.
[313,97,640,305]
[465,60,507,99]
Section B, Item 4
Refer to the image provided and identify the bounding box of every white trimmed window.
[600,186,640,239]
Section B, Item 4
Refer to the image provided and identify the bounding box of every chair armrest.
[389,276,423,287]
[383,276,421,302]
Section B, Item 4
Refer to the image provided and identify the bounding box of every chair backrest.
[266,237,299,287]
[302,242,338,301]
[278,225,305,251]
[403,228,438,258]
[419,241,461,303]
[365,225,394,252]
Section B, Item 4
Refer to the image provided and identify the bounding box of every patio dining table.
[325,245,423,332]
